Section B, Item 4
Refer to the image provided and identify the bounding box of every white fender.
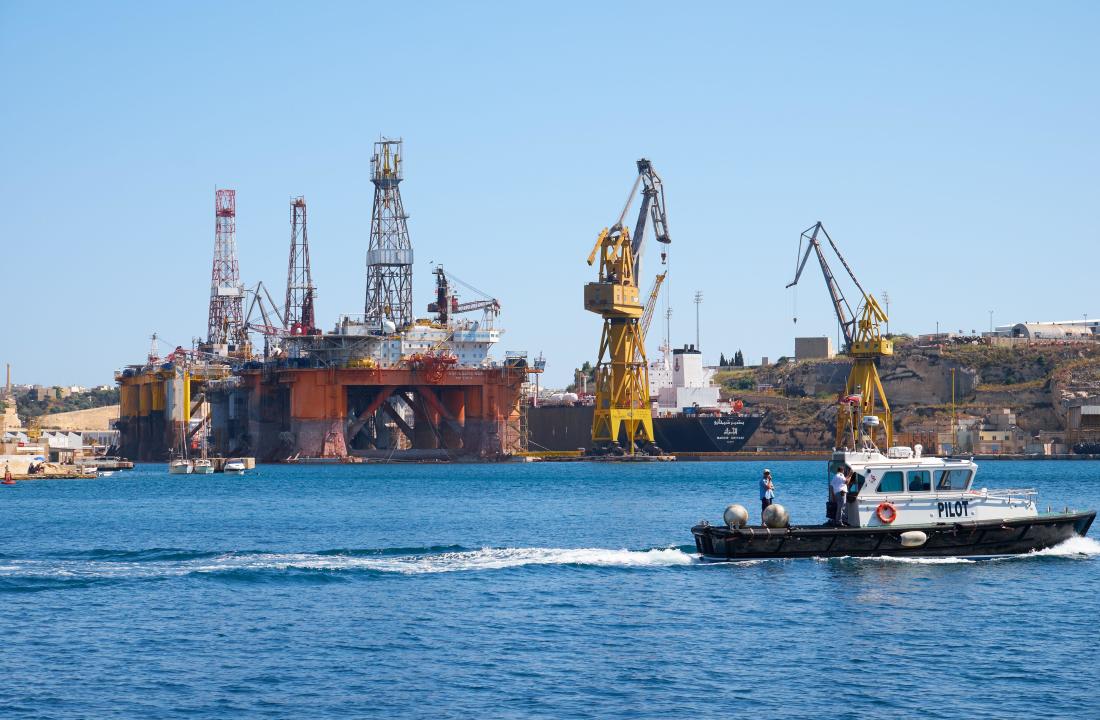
[900,530,928,548]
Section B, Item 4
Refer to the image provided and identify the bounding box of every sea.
[1,460,1098,719]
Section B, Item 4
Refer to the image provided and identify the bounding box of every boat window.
[853,473,867,493]
[935,469,972,491]
[876,471,904,493]
[907,470,931,492]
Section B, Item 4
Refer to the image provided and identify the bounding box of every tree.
[566,361,596,393]
[719,352,727,367]
[733,350,744,367]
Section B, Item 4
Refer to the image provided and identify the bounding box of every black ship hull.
[691,511,1095,560]
[527,405,763,453]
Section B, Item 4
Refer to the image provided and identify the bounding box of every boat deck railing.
[969,487,1038,499]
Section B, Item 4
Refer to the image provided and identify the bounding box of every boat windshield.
[935,468,972,491]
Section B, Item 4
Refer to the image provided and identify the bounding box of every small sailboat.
[168,431,192,474]
[168,457,193,475]
[192,428,215,474]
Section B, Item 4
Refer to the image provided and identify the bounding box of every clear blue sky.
[2,1,1097,388]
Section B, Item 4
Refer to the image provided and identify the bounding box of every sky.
[2,1,1098,388]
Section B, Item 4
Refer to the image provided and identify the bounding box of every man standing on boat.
[830,466,849,526]
[760,469,775,522]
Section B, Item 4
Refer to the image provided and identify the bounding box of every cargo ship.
[528,345,763,453]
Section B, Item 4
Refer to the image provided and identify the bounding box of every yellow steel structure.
[838,294,893,450]
[638,272,667,352]
[584,225,654,453]
[787,221,893,450]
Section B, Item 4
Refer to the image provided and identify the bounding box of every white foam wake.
[815,534,1100,564]
[0,546,698,579]
[833,555,978,565]
[1029,535,1100,558]
[205,546,699,575]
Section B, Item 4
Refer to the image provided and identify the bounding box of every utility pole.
[951,367,958,452]
[881,290,890,335]
[694,291,703,350]
[988,310,993,334]
[664,307,673,361]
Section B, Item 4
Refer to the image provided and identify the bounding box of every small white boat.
[192,459,215,474]
[223,460,246,475]
[190,426,216,474]
[98,470,115,477]
[81,466,98,477]
[168,459,193,475]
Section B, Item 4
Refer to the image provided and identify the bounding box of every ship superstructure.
[648,344,720,415]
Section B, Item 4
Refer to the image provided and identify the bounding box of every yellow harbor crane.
[584,159,671,455]
[786,222,893,450]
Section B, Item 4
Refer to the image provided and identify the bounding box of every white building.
[986,319,1100,340]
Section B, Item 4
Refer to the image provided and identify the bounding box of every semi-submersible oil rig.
[117,139,538,462]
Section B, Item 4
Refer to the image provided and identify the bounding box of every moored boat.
[192,459,215,474]
[693,445,1095,560]
[168,458,192,475]
[223,459,246,474]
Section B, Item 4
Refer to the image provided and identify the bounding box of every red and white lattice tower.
[207,189,246,347]
[285,196,316,334]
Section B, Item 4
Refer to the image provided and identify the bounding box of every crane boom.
[787,222,856,348]
[628,159,671,275]
[428,266,501,325]
[640,272,667,342]
[785,222,894,450]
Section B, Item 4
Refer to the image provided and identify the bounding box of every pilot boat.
[692,443,1094,560]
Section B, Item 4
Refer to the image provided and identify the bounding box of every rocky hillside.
[715,340,1100,450]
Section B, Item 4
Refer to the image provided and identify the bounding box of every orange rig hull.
[117,363,527,462]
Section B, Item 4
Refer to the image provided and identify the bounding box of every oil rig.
[116,139,534,462]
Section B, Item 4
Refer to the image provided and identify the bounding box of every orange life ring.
[876,502,898,524]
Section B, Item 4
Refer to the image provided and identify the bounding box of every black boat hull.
[691,511,1095,560]
[527,405,763,453]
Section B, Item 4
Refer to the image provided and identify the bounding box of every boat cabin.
[830,447,1038,527]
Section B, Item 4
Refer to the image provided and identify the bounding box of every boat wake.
[2,536,1094,589]
[819,534,1100,564]
[1029,534,1100,558]
[0,545,698,587]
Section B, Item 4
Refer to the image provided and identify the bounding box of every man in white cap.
[759,468,775,523]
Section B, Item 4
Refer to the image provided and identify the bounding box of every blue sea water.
[1,460,1098,719]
